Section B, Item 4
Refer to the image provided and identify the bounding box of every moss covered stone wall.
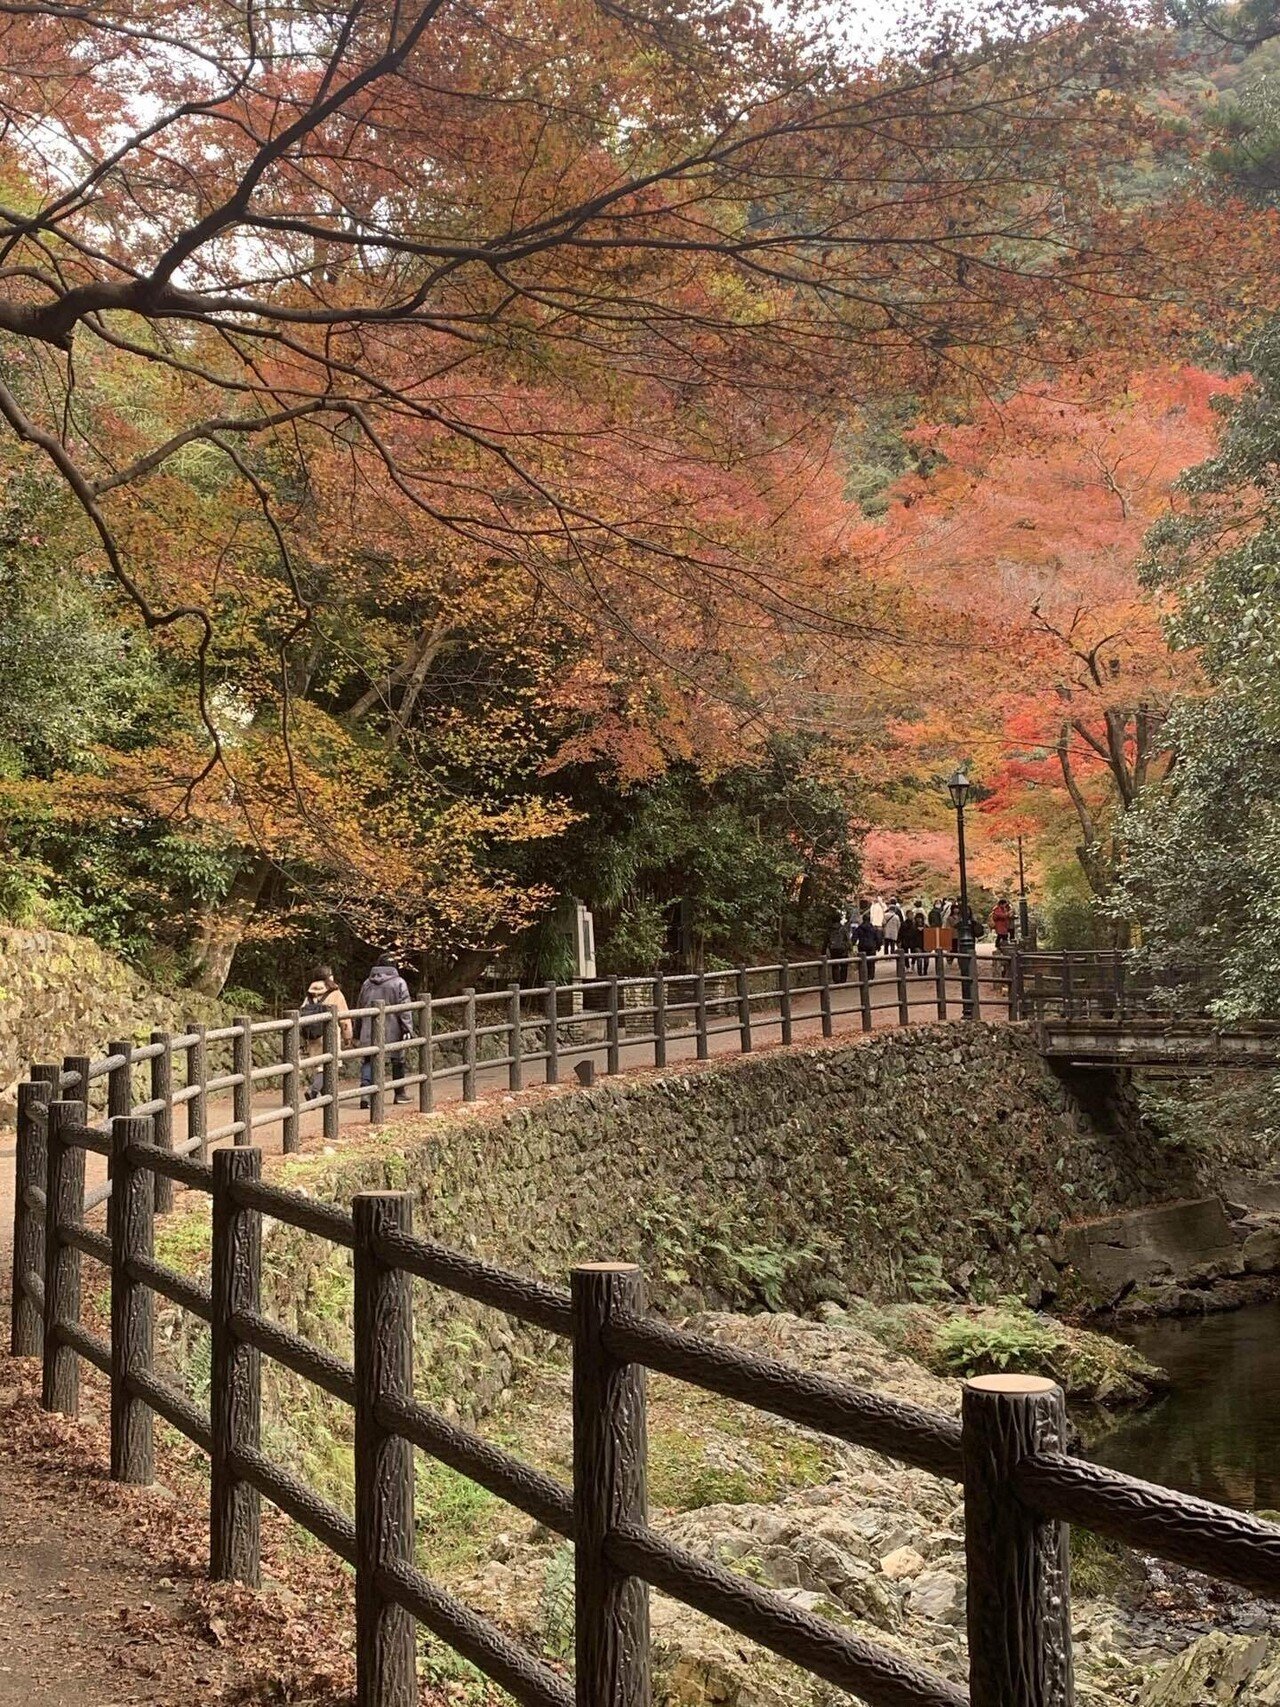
[280,1020,1186,1302]
[238,1022,1196,1445]
[0,926,226,1118]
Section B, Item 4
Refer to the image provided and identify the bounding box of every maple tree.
[0,0,1177,986]
[870,366,1242,905]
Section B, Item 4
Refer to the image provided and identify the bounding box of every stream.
[1093,1301,1280,1514]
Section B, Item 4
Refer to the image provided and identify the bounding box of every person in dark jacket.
[826,912,851,983]
[912,910,930,975]
[357,955,415,1106]
[899,910,922,973]
[853,911,879,978]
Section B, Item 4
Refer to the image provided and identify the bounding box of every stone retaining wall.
[0,926,226,1119]
[245,1022,1199,1434]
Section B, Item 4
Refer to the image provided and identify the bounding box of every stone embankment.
[0,926,224,1118]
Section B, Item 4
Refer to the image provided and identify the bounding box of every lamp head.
[947,768,971,811]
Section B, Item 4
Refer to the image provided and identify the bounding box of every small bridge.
[1017,952,1280,1071]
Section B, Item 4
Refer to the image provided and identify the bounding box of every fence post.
[42,1096,86,1416]
[463,987,478,1102]
[211,1146,262,1585]
[232,1015,253,1144]
[1061,954,1074,1020]
[353,1192,417,1707]
[148,1031,175,1214]
[606,976,621,1076]
[779,960,793,1046]
[107,1037,132,1234]
[508,984,524,1093]
[896,950,910,1028]
[11,1067,57,1356]
[418,995,435,1113]
[818,955,833,1038]
[110,1114,155,1485]
[857,953,873,1033]
[695,970,709,1060]
[572,1263,650,1707]
[546,982,560,1083]
[108,1036,134,1127]
[369,1004,388,1123]
[968,949,982,1022]
[935,948,948,1020]
[282,1010,302,1153]
[736,967,753,1054]
[653,974,667,1068]
[1008,949,1022,1022]
[322,1007,342,1141]
[963,1374,1073,1707]
[185,1021,208,1163]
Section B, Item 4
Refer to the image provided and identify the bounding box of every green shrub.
[931,1303,1165,1405]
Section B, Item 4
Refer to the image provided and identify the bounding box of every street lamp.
[947,768,976,1013]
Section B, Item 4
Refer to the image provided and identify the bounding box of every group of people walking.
[299,955,416,1105]
[825,893,1019,980]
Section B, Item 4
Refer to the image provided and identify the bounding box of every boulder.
[1139,1633,1280,1705]
[906,1570,965,1626]
[1061,1198,1242,1304]
[880,1546,926,1581]
[1243,1225,1280,1275]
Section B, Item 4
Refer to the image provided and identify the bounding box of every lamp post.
[1016,834,1031,944]
[948,768,976,1016]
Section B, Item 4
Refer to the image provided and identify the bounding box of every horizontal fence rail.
[8,1039,1280,1707]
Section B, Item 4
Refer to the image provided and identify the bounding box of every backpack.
[300,995,328,1037]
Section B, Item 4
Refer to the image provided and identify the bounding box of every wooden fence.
[6,946,1207,1449]
[8,1048,1280,1707]
[13,949,1027,1210]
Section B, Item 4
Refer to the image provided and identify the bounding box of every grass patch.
[416,1458,500,1577]
[931,1304,1165,1405]
[154,1195,213,1271]
[841,1297,1165,1407]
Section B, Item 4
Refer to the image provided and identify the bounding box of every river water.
[1093,1302,1280,1514]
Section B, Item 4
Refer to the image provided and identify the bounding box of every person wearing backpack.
[357,954,416,1107]
[302,966,352,1100]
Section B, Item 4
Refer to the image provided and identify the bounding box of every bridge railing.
[10,1086,1280,1707]
[1014,951,1219,1023]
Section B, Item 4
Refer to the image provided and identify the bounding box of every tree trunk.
[187,856,272,996]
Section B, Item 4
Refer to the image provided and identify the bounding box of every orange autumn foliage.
[870,365,1245,890]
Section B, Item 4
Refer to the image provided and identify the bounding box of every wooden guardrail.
[1014,950,1220,1023]
[8,1053,1280,1707]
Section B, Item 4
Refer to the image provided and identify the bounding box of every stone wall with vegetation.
[150,1021,1200,1476]
[271,1018,1193,1318]
[0,925,226,1118]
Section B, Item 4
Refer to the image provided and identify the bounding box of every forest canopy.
[0,0,1275,997]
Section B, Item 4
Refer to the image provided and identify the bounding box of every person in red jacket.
[991,898,1014,947]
